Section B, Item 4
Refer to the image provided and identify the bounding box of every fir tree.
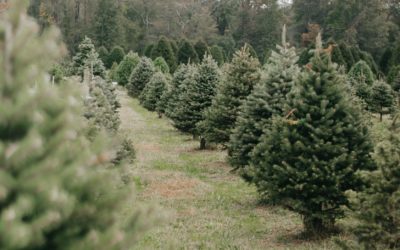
[351,123,400,249]
[194,40,210,61]
[72,36,106,78]
[360,51,379,75]
[108,62,119,82]
[116,51,140,86]
[0,2,152,249]
[107,46,125,68]
[92,0,119,49]
[200,46,261,144]
[151,36,176,73]
[330,45,346,68]
[153,57,170,74]
[173,56,221,148]
[387,65,400,88]
[370,80,396,122]
[228,27,300,179]
[349,60,375,85]
[128,57,155,97]
[251,38,375,234]
[339,42,355,70]
[210,45,225,66]
[177,39,199,64]
[139,72,168,113]
[380,47,394,75]
[164,64,190,119]
[144,44,154,58]
[245,43,258,60]
[98,46,109,66]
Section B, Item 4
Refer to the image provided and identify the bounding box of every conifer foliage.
[116,51,140,86]
[0,2,151,249]
[128,57,155,97]
[140,72,169,113]
[228,27,300,178]
[177,39,199,64]
[72,36,106,78]
[200,46,261,144]
[251,39,375,234]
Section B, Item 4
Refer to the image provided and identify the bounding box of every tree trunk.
[200,138,206,150]
[158,112,162,119]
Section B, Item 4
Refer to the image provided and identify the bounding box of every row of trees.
[0,2,152,249]
[119,26,400,247]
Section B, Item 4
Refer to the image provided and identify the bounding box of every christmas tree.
[210,45,225,66]
[177,39,199,64]
[339,42,355,70]
[370,80,396,121]
[251,36,375,234]
[351,122,400,249]
[151,36,176,72]
[349,60,375,85]
[164,64,190,119]
[153,57,170,74]
[107,46,125,68]
[194,40,210,61]
[127,57,155,97]
[0,2,152,249]
[98,46,109,67]
[115,51,140,86]
[139,72,169,113]
[200,46,261,144]
[72,36,106,78]
[228,26,300,180]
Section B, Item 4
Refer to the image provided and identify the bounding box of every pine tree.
[72,36,106,78]
[200,46,261,144]
[251,38,375,234]
[379,47,394,75]
[139,72,168,113]
[153,57,170,74]
[360,51,379,75]
[177,39,199,64]
[144,44,154,58]
[210,45,225,66]
[98,46,109,66]
[228,27,300,179]
[194,40,210,61]
[172,56,221,148]
[151,36,176,73]
[128,57,155,97]
[245,43,258,60]
[0,2,152,249]
[349,60,375,85]
[108,62,119,81]
[107,46,125,69]
[339,42,355,70]
[331,45,346,68]
[116,51,140,86]
[351,123,400,249]
[370,80,396,121]
[387,65,400,87]
[164,64,190,119]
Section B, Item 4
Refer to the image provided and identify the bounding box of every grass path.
[117,89,341,250]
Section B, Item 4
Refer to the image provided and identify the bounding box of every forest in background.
[25,0,400,66]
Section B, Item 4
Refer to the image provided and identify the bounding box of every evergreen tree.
[151,36,176,73]
[228,28,300,179]
[339,42,355,70]
[107,46,125,69]
[251,41,375,234]
[298,45,314,66]
[245,43,258,60]
[387,65,400,87]
[0,2,151,249]
[164,64,190,119]
[98,46,109,66]
[351,123,400,249]
[360,51,379,75]
[331,45,346,68]
[210,45,225,66]
[200,46,261,144]
[116,51,140,86]
[370,80,396,121]
[170,39,179,55]
[177,39,199,64]
[153,57,170,74]
[173,56,221,148]
[140,72,169,114]
[194,40,210,61]
[128,57,155,97]
[380,47,394,75]
[349,60,375,85]
[108,62,119,82]
[144,44,154,58]
[72,36,106,78]
[92,0,119,49]
[350,46,362,62]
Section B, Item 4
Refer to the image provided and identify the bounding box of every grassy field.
[117,90,349,250]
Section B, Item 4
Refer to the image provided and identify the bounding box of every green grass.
[117,90,348,250]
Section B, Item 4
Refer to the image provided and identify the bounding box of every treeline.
[27,0,400,68]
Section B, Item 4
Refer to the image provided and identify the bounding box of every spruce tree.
[387,65,400,87]
[251,37,375,234]
[360,51,379,75]
[177,39,199,64]
[380,47,394,75]
[228,28,300,179]
[0,2,151,249]
[151,36,176,73]
[98,46,109,66]
[331,45,346,69]
[116,51,140,86]
[210,45,225,66]
[370,80,396,122]
[92,0,119,49]
[144,44,154,58]
[153,57,170,74]
[349,60,375,85]
[172,56,221,147]
[72,36,106,78]
[108,62,119,81]
[245,43,258,60]
[200,46,261,144]
[140,72,169,114]
[107,46,125,68]
[128,57,155,97]
[164,64,190,119]
[339,42,355,70]
[194,40,210,61]
[351,123,400,249]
